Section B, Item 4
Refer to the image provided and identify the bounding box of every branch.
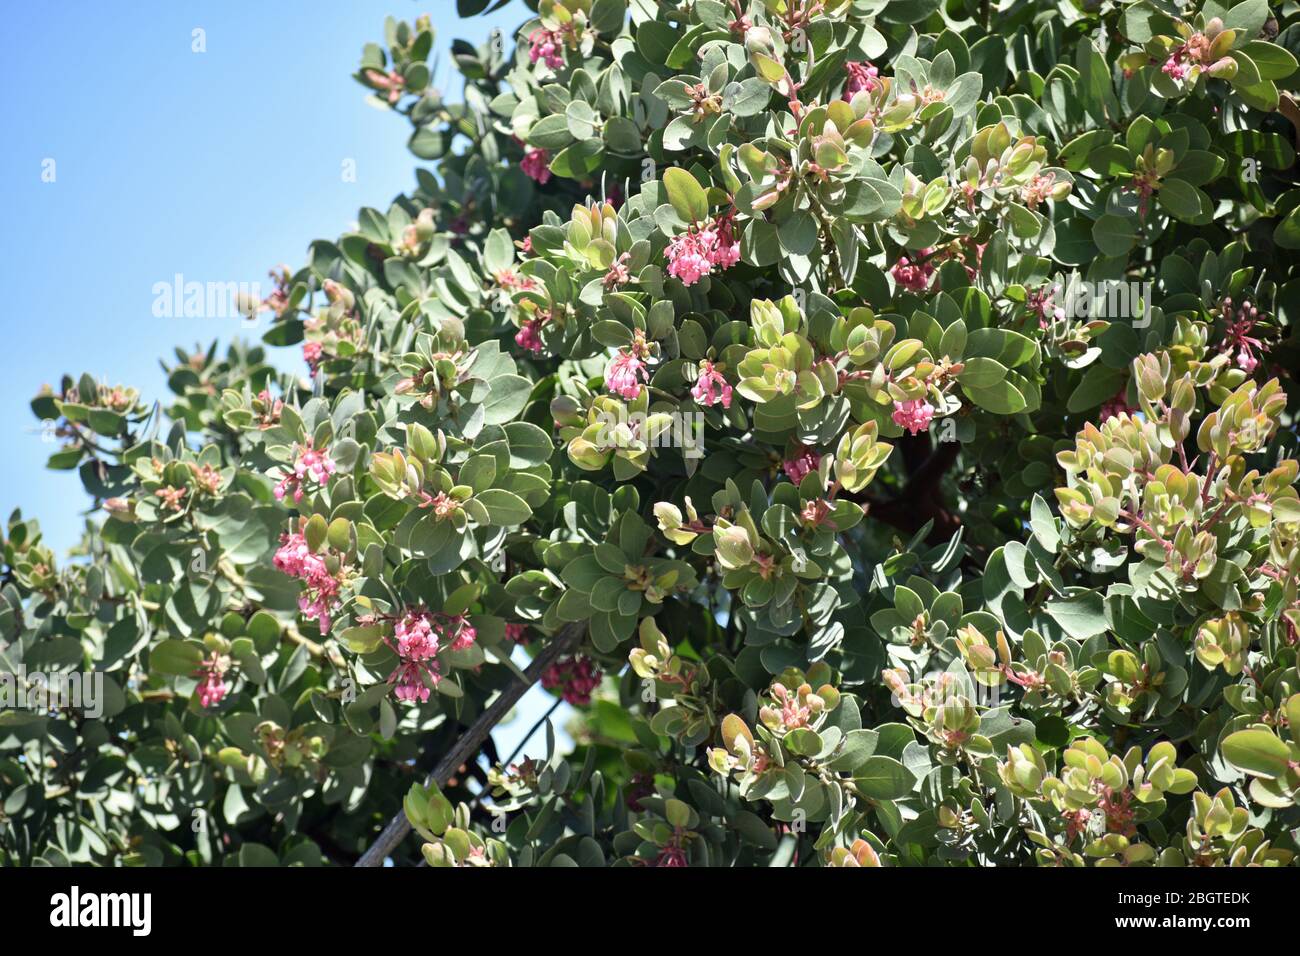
[851,438,962,543]
[353,622,584,867]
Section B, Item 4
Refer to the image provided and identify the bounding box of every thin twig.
[500,696,564,771]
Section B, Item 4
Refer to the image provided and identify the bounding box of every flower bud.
[1206,57,1238,79]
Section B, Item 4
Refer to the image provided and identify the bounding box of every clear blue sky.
[1,0,526,553]
[1,0,571,764]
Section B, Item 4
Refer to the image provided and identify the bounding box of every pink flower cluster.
[394,611,438,661]
[393,639,437,703]
[603,252,632,290]
[495,268,536,292]
[273,441,337,504]
[654,845,688,867]
[364,69,405,105]
[542,655,602,705]
[528,28,565,70]
[195,653,229,709]
[770,682,812,730]
[892,251,935,293]
[1026,285,1065,328]
[390,617,439,704]
[273,532,344,634]
[386,609,479,704]
[1020,172,1059,210]
[666,212,741,287]
[1159,33,1234,82]
[419,490,463,521]
[521,147,552,185]
[844,61,880,96]
[1162,48,1192,81]
[891,398,935,436]
[1220,296,1266,374]
[515,316,546,354]
[691,359,732,408]
[783,444,821,483]
[505,622,532,644]
[303,340,324,374]
[439,614,478,652]
[262,265,292,317]
[605,349,649,400]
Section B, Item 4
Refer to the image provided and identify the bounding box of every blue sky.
[1,0,570,766]
[2,0,525,553]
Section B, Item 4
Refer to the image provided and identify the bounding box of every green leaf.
[326,517,352,552]
[1045,592,1109,639]
[1235,79,1279,112]
[1030,494,1060,553]
[1092,214,1136,257]
[460,455,498,493]
[1157,179,1207,223]
[962,378,1027,414]
[722,77,773,117]
[549,140,605,179]
[784,727,824,757]
[527,114,576,150]
[1239,41,1298,81]
[842,177,903,221]
[965,328,1035,367]
[731,810,778,849]
[238,843,280,867]
[777,210,818,256]
[1223,0,1269,38]
[1035,715,1071,748]
[1221,729,1293,779]
[86,408,125,438]
[503,422,555,467]
[1058,130,1112,172]
[879,0,942,24]
[482,375,533,425]
[956,356,1007,388]
[341,624,384,654]
[443,582,482,616]
[150,639,205,677]
[475,489,532,526]
[565,100,598,140]
[305,513,328,552]
[662,167,709,223]
[1067,363,1127,413]
[854,756,914,800]
[1274,205,1300,250]
[739,219,781,266]
[590,0,628,35]
[825,729,879,772]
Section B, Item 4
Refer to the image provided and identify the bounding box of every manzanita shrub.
[4,0,1300,868]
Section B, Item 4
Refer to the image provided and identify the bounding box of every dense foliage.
[4,0,1300,867]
